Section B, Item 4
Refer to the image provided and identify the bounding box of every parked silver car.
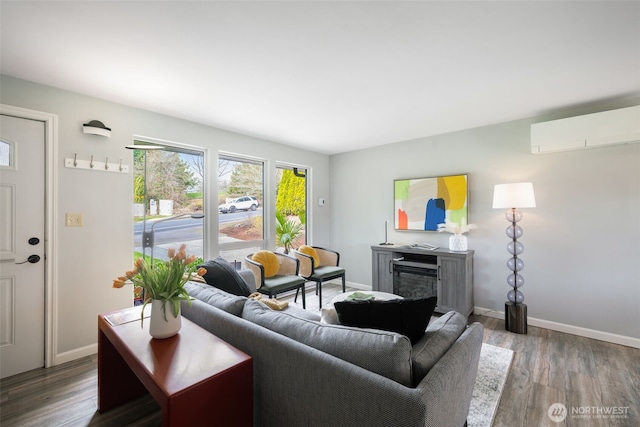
[219,196,259,213]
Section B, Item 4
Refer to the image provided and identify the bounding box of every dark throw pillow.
[334,297,437,344]
[198,257,251,297]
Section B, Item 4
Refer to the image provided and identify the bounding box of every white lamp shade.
[493,182,536,208]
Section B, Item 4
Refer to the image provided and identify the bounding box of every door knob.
[16,255,41,265]
[28,237,40,245]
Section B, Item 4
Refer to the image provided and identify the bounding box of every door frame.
[1,104,58,369]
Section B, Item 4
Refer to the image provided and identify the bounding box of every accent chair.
[293,246,346,309]
[245,251,307,309]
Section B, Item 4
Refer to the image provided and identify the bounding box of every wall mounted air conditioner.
[531,105,640,154]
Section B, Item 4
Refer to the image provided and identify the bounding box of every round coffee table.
[330,290,402,304]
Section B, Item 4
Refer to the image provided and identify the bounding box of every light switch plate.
[66,213,83,227]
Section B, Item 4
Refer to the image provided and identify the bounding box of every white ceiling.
[1,1,639,154]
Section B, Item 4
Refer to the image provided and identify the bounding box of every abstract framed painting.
[394,174,468,231]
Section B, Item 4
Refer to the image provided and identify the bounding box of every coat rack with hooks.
[64,153,130,173]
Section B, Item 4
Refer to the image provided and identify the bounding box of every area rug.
[467,343,514,427]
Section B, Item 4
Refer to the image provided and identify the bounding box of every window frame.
[217,153,266,258]
[130,137,208,262]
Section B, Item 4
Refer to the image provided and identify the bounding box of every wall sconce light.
[83,120,111,137]
[492,182,536,334]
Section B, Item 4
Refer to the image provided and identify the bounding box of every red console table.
[98,307,252,426]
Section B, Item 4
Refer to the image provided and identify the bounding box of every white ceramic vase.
[449,234,468,251]
[149,299,181,339]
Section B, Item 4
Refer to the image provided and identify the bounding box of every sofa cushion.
[411,311,467,385]
[309,265,345,280]
[242,298,414,386]
[334,297,437,345]
[282,303,322,321]
[198,257,252,296]
[185,281,247,316]
[252,250,279,277]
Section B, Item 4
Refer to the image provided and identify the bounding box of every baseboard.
[346,281,370,291]
[474,306,640,349]
[55,343,97,365]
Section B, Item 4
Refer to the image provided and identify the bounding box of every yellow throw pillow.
[298,245,321,267]
[252,250,279,278]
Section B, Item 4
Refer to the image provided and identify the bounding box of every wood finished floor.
[1,282,639,426]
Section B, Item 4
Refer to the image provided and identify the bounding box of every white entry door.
[0,114,46,379]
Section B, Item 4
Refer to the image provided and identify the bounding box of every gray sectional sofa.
[181,275,483,427]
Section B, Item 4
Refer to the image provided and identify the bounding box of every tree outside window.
[275,167,307,253]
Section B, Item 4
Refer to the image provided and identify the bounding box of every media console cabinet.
[371,245,474,317]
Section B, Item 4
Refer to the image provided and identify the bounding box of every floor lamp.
[492,182,536,334]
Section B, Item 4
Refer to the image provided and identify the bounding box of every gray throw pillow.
[198,256,251,296]
[411,311,467,385]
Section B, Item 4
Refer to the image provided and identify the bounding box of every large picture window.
[132,145,205,261]
[275,165,307,253]
[131,142,205,304]
[218,155,264,265]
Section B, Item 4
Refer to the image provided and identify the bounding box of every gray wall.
[330,99,640,340]
[0,75,331,361]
